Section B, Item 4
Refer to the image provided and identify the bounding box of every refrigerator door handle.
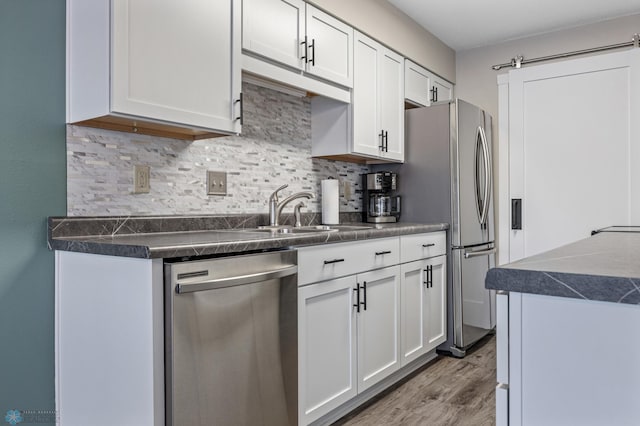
[475,126,486,225]
[464,247,497,258]
[478,125,491,226]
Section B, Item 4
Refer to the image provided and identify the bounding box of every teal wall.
[0,1,66,423]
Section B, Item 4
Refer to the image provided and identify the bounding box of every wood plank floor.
[334,335,496,426]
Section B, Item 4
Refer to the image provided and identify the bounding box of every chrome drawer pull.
[375,250,392,256]
[324,258,345,265]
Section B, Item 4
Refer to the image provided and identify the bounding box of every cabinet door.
[405,59,431,107]
[305,5,353,88]
[242,0,305,70]
[400,256,447,366]
[298,276,358,425]
[352,31,382,158]
[112,0,241,133]
[431,75,453,104]
[400,259,429,365]
[379,48,405,161]
[425,255,447,350]
[357,266,401,392]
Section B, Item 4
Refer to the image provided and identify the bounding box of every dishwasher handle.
[175,264,298,294]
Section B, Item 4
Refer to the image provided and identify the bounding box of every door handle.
[353,283,361,312]
[301,35,308,63]
[234,92,243,125]
[362,281,367,310]
[310,38,315,66]
[476,125,491,226]
[511,198,522,230]
[423,265,433,287]
[175,265,297,293]
[464,247,497,259]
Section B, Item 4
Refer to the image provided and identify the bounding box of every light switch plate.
[207,171,227,196]
[134,165,150,193]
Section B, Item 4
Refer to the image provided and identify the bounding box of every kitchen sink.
[237,224,375,234]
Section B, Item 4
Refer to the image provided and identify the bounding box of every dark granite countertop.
[485,231,640,305]
[48,214,449,259]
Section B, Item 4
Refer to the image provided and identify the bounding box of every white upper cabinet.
[379,49,405,160]
[431,74,453,104]
[242,0,305,70]
[304,5,353,87]
[404,59,453,107]
[67,0,242,140]
[242,0,353,88]
[405,59,431,107]
[352,31,404,162]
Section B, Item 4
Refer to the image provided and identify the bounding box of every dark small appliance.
[362,171,401,223]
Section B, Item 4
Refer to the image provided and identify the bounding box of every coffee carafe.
[362,172,401,223]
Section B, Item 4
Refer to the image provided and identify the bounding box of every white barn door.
[500,50,640,262]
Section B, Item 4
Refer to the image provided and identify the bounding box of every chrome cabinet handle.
[324,258,345,265]
[175,265,297,294]
[353,284,360,312]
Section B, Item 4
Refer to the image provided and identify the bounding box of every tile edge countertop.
[486,231,640,305]
[48,215,449,259]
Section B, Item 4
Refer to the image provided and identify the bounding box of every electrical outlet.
[134,165,150,193]
[207,171,227,196]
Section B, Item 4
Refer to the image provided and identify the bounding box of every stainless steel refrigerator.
[381,99,496,357]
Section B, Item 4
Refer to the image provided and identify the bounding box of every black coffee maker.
[362,171,401,223]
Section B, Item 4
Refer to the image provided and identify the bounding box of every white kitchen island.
[486,227,640,426]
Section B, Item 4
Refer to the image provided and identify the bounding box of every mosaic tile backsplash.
[67,82,369,216]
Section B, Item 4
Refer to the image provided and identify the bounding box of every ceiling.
[388,0,640,51]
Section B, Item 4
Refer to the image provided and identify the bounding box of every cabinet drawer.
[298,237,400,285]
[400,231,446,263]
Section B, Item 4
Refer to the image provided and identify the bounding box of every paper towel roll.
[321,178,339,225]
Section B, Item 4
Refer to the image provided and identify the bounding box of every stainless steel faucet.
[294,202,306,227]
[268,184,314,226]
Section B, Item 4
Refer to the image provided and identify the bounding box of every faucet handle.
[270,184,289,202]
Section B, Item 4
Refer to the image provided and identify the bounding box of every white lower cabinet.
[298,232,447,425]
[356,267,401,392]
[400,255,447,366]
[298,275,358,425]
[298,265,400,424]
[499,292,640,425]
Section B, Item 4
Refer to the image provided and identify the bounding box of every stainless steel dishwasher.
[165,249,298,426]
